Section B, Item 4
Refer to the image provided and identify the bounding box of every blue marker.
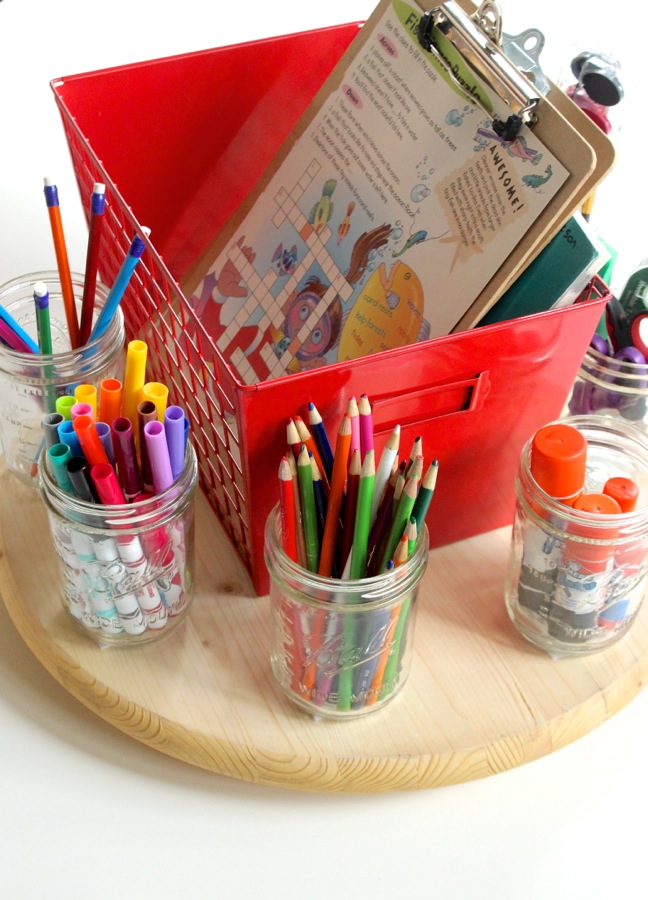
[89,231,148,341]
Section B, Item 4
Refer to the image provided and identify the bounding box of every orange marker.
[98,378,123,425]
[603,476,639,512]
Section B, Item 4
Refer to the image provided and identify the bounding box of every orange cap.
[572,493,622,515]
[530,423,587,503]
[603,477,639,513]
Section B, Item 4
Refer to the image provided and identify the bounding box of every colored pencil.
[286,417,301,460]
[340,448,361,574]
[294,415,327,488]
[0,309,38,353]
[43,178,79,348]
[79,182,106,345]
[297,444,319,572]
[287,451,307,569]
[278,457,298,562]
[349,449,376,580]
[347,396,360,460]
[310,455,327,544]
[33,282,53,355]
[411,459,439,532]
[380,473,420,572]
[370,424,400,525]
[308,401,334,481]
[89,231,147,342]
[318,413,352,577]
[358,393,374,459]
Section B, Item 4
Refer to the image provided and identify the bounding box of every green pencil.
[297,444,319,572]
[33,281,53,355]
[411,459,439,533]
[337,450,376,712]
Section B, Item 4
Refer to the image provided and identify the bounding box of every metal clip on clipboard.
[417,0,541,141]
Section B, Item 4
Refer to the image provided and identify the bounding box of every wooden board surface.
[1,463,647,793]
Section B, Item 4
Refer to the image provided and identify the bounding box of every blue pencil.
[0,304,39,353]
[89,231,147,341]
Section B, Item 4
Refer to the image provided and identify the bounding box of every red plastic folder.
[52,21,608,594]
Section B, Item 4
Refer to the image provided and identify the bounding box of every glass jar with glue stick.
[505,417,648,656]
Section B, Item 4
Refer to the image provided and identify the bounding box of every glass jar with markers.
[505,417,648,656]
[38,339,197,647]
[566,293,648,428]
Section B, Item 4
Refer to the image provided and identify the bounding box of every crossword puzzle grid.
[217,159,352,385]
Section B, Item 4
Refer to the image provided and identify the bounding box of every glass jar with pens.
[39,415,197,648]
[0,271,125,484]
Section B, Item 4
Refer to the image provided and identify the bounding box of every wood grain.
[1,464,647,793]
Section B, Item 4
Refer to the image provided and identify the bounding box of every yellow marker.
[74,383,98,420]
[122,339,148,426]
[142,381,169,422]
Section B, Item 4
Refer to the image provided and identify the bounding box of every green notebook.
[478,214,607,327]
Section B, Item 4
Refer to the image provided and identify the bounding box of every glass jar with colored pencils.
[0,271,125,485]
[265,397,435,718]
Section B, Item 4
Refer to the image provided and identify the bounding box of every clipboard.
[182,0,614,360]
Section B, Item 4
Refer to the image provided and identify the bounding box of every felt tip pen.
[111,416,142,501]
[164,406,186,480]
[89,231,149,342]
[143,419,174,494]
[73,414,110,468]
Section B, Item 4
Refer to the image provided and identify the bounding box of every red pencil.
[278,456,298,563]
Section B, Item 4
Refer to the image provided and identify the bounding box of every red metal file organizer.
[51,24,610,595]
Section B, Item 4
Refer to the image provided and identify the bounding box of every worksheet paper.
[189,0,568,385]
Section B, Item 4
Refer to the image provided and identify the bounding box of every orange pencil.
[294,415,328,489]
[43,178,79,348]
[318,413,352,577]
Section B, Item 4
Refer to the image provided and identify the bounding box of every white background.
[1,1,647,897]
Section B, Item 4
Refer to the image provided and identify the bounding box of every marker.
[164,406,187,480]
[73,415,110,468]
[43,178,79,348]
[142,382,169,421]
[79,183,107,345]
[66,456,99,502]
[121,340,148,427]
[89,231,148,341]
[111,416,142,500]
[98,378,122,425]
[74,383,98,420]
[143,419,174,494]
[48,442,74,493]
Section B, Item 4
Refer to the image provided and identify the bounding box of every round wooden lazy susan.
[1,463,646,793]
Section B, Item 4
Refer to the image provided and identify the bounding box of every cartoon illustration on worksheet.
[189,159,437,384]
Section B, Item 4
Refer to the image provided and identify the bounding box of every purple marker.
[164,406,186,480]
[111,416,142,501]
[94,421,115,465]
[144,420,174,494]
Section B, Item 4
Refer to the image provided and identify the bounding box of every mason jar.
[39,442,197,647]
[0,271,125,484]
[566,342,648,427]
[265,506,429,718]
[506,416,648,656]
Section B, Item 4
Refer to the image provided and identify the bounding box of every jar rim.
[39,440,198,527]
[0,270,124,366]
[264,504,429,608]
